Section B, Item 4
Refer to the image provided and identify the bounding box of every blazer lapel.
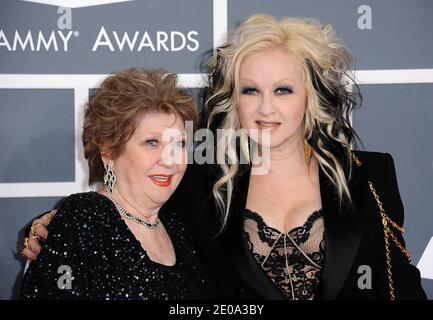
[316,161,366,300]
[223,164,286,300]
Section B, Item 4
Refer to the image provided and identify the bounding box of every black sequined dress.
[20,192,215,300]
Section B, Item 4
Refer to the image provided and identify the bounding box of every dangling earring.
[304,139,312,164]
[103,163,116,194]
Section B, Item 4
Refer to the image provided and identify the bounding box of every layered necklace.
[105,187,161,229]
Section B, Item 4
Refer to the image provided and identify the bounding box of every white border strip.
[21,0,134,9]
[213,0,227,49]
[0,182,83,198]
[0,73,207,89]
[354,69,433,84]
[417,236,433,280]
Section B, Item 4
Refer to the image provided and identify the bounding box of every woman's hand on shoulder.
[21,210,57,261]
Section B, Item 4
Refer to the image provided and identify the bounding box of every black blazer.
[165,150,427,300]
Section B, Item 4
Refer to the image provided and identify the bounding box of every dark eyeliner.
[275,86,293,94]
[241,87,258,94]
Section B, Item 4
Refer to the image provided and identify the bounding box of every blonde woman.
[23,15,425,300]
[181,14,425,300]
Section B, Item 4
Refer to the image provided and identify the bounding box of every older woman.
[19,68,214,299]
[23,15,426,300]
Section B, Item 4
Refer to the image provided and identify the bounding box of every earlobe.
[100,146,112,166]
[101,157,109,169]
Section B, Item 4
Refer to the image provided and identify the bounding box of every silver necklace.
[105,188,161,229]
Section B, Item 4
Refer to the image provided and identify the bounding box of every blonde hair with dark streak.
[83,68,197,185]
[201,14,361,230]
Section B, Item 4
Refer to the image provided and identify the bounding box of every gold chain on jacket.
[351,152,411,300]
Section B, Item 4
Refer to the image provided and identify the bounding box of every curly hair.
[201,14,362,228]
[82,68,197,185]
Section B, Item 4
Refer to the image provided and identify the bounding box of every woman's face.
[237,47,308,150]
[110,112,187,207]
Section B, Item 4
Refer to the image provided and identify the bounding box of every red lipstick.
[149,174,172,187]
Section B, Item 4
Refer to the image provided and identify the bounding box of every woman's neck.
[106,185,161,224]
[255,136,312,177]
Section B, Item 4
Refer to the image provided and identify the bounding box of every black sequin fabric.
[20,192,215,300]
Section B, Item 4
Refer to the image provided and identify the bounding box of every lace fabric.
[244,208,325,300]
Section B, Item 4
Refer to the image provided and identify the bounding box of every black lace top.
[20,192,215,300]
[244,208,325,300]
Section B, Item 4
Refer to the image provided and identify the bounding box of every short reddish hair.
[82,68,197,184]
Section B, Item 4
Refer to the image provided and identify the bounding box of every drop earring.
[103,163,116,194]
